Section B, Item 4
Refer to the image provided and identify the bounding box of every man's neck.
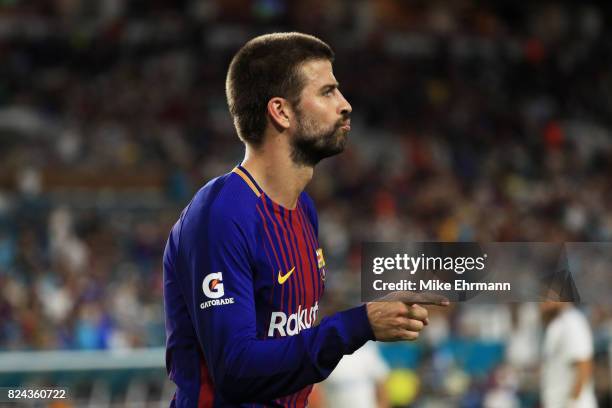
[241,136,313,210]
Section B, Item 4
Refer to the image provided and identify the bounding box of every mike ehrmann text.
[373,279,511,291]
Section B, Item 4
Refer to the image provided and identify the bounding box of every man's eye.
[323,89,334,96]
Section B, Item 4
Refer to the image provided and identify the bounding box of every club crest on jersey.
[316,248,326,281]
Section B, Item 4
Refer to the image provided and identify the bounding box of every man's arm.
[177,206,445,403]
[569,359,593,402]
[376,380,390,408]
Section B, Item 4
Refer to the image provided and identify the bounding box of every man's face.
[289,59,352,166]
[539,288,567,322]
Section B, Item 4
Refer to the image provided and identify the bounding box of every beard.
[290,108,349,167]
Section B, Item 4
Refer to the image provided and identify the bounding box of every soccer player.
[163,32,448,407]
[540,300,597,408]
[321,341,390,408]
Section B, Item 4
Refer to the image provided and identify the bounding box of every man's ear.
[267,97,292,131]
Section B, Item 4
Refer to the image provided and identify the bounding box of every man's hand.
[366,292,449,342]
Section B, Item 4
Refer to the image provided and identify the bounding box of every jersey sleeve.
[179,200,374,404]
[564,311,593,362]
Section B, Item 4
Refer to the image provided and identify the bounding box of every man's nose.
[338,91,352,116]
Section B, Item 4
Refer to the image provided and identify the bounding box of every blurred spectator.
[321,341,390,408]
[540,300,597,408]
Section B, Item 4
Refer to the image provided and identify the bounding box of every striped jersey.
[163,165,374,407]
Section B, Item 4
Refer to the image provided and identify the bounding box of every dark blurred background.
[0,1,611,407]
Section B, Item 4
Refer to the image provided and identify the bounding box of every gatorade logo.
[202,272,224,299]
[200,272,234,309]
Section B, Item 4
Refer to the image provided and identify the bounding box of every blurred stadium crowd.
[1,0,612,406]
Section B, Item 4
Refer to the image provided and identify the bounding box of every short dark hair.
[226,32,334,146]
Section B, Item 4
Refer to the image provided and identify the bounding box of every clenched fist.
[366,292,449,342]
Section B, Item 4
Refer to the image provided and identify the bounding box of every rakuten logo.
[268,302,319,337]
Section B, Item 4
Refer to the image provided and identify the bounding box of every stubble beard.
[290,108,349,167]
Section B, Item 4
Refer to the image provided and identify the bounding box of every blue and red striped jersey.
[163,165,374,407]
